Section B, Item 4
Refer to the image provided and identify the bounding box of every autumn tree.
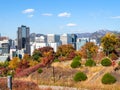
[32,49,42,61]
[23,54,31,60]
[32,46,55,65]
[29,60,38,67]
[79,42,98,59]
[56,44,75,57]
[101,33,118,56]
[9,57,20,70]
[113,35,120,57]
[38,46,54,57]
[16,59,30,73]
[40,47,55,65]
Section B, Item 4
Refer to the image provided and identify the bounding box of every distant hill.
[76,30,119,44]
[76,30,113,38]
[76,33,92,38]
[90,30,111,39]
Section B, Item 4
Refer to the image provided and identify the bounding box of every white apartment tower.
[60,34,72,45]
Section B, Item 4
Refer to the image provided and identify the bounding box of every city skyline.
[1,0,120,39]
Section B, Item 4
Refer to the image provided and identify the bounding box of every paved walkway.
[39,85,88,90]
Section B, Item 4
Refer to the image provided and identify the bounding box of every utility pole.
[7,76,12,90]
[52,66,55,83]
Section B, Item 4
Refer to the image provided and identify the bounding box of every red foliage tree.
[38,46,54,57]
[15,60,30,73]
[15,63,45,77]
[67,51,76,60]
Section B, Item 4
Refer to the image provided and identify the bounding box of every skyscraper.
[60,34,72,45]
[47,34,60,43]
[17,25,30,54]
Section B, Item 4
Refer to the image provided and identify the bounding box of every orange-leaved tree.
[56,44,75,60]
[101,33,118,56]
[79,42,98,59]
[9,57,20,70]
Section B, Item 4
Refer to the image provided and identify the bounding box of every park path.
[87,66,113,83]
[39,85,89,90]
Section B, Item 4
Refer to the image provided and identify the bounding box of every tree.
[101,33,118,56]
[79,42,98,59]
[32,49,42,61]
[9,57,20,70]
[29,60,39,67]
[67,51,76,60]
[56,44,75,57]
[38,46,54,57]
[16,59,30,73]
[32,46,55,65]
[23,54,31,60]
[114,35,120,57]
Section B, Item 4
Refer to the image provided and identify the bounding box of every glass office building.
[17,25,30,54]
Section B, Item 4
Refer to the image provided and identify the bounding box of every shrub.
[74,72,87,82]
[102,73,116,84]
[54,59,60,62]
[85,59,96,67]
[37,68,43,73]
[73,56,81,61]
[71,60,81,68]
[118,61,120,66]
[101,58,112,66]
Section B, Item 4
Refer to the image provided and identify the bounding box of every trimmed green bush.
[54,59,60,62]
[74,72,87,82]
[102,73,116,84]
[73,56,81,61]
[71,60,81,68]
[101,58,112,66]
[85,59,96,67]
[118,61,120,66]
[37,68,43,73]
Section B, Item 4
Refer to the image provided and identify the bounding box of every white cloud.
[110,16,120,19]
[58,12,71,17]
[66,23,77,27]
[28,15,34,18]
[41,13,53,16]
[22,9,35,14]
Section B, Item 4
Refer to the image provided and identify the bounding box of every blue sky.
[0,0,120,39]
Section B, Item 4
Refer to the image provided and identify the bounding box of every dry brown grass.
[27,61,120,90]
[0,77,41,90]
[74,82,120,90]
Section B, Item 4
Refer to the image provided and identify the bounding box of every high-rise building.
[30,33,36,42]
[71,34,77,49]
[17,25,30,54]
[76,38,88,51]
[47,34,60,43]
[0,37,9,55]
[60,34,72,45]
[35,34,47,43]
